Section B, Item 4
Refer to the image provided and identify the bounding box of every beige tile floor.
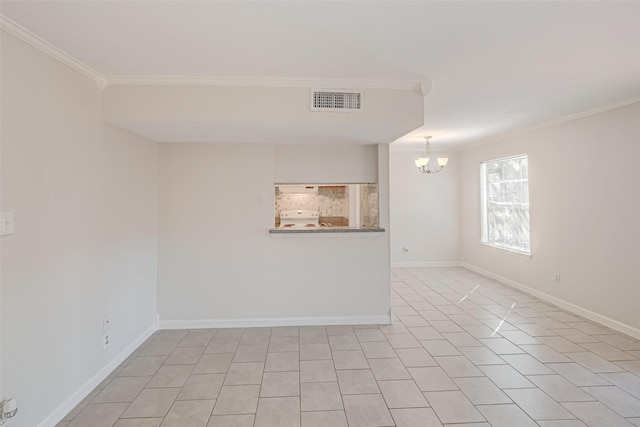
[58,267,640,426]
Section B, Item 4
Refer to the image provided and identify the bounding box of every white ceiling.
[1,1,639,149]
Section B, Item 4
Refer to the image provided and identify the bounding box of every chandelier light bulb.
[415,157,429,168]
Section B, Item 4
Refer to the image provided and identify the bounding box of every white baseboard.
[461,262,640,341]
[39,321,158,427]
[391,261,462,268]
[160,315,391,330]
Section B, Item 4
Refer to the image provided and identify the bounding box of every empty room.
[1,1,639,427]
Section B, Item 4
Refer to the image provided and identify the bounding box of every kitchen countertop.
[269,226,385,234]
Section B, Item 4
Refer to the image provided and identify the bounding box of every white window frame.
[480,154,531,256]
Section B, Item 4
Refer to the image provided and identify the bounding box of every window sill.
[480,242,532,259]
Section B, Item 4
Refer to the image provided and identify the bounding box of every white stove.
[279,210,320,228]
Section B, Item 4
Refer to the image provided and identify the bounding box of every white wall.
[275,144,378,183]
[460,103,640,334]
[0,37,3,399]
[101,85,424,145]
[1,32,159,427]
[390,149,460,265]
[158,143,390,327]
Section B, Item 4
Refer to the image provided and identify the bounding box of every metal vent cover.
[311,89,363,112]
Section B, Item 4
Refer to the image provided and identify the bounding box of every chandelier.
[415,136,448,174]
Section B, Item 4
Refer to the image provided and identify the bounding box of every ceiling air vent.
[311,89,363,112]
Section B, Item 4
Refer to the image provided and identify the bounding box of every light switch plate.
[1,212,14,236]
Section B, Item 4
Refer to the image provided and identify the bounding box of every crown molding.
[0,14,418,92]
[393,96,640,152]
[104,75,419,91]
[0,14,106,89]
[389,143,457,153]
[543,96,640,128]
[460,96,640,151]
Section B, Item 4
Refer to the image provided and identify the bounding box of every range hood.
[278,185,318,195]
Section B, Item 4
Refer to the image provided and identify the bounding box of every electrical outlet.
[103,334,110,350]
[554,273,561,283]
[0,212,14,236]
[103,315,111,333]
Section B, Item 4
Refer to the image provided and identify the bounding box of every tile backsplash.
[275,186,348,218]
[360,184,379,227]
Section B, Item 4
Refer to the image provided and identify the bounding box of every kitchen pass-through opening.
[274,184,379,229]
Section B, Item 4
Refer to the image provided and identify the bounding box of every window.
[481,155,530,255]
